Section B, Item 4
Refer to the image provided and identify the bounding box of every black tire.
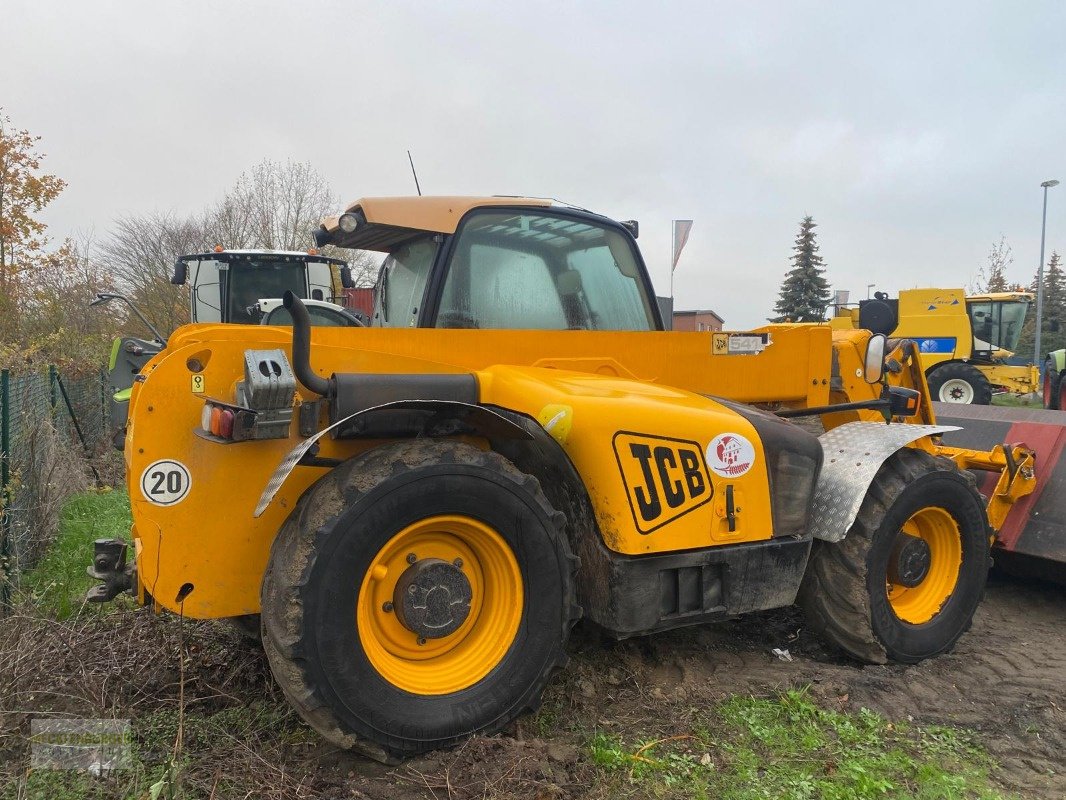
[1042,358,1060,409]
[260,440,578,760]
[926,362,992,405]
[799,448,989,664]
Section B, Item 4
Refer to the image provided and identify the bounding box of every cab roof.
[967,292,1033,302]
[179,249,346,264]
[318,195,553,251]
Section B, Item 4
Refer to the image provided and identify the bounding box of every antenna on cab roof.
[407,150,422,196]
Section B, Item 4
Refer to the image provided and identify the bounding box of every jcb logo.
[613,432,713,534]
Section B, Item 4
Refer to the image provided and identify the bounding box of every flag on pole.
[672,220,693,271]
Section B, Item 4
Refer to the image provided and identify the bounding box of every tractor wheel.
[1043,359,1060,409]
[799,448,989,664]
[260,440,578,760]
[927,363,992,405]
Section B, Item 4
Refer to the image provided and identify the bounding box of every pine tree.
[770,216,831,322]
[1016,251,1064,357]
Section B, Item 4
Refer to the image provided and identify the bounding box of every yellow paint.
[887,507,962,624]
[610,431,712,534]
[931,442,1036,531]
[356,515,522,695]
[126,323,805,618]
[832,288,1037,394]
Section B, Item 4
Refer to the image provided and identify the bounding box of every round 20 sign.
[140,459,192,506]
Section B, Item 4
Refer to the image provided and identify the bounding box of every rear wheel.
[927,363,992,405]
[800,448,989,664]
[261,440,578,759]
[1043,359,1060,409]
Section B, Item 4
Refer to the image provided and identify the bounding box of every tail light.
[197,400,258,443]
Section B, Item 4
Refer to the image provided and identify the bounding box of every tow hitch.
[86,538,135,602]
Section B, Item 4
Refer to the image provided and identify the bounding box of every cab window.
[228,261,306,324]
[375,237,440,327]
[436,210,656,330]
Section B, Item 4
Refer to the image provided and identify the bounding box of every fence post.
[1,368,11,610]
[49,364,58,415]
[100,368,108,440]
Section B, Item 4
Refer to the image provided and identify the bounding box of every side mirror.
[340,265,355,289]
[171,259,188,285]
[864,334,887,384]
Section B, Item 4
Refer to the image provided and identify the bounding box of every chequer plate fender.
[809,422,960,542]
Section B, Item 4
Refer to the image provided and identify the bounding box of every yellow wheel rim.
[357,514,523,695]
[886,507,962,624]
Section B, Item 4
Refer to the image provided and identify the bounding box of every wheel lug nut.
[406,553,417,564]
[382,601,393,613]
[453,558,463,568]
[417,636,427,646]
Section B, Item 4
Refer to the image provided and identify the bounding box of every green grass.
[991,392,1041,407]
[587,688,1014,799]
[22,488,132,618]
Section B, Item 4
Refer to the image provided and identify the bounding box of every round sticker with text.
[707,433,756,478]
[140,459,192,506]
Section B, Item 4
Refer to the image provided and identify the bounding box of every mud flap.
[254,401,530,517]
[809,422,960,542]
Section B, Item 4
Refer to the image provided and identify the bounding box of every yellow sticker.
[537,404,573,444]
[191,374,206,394]
[712,333,729,354]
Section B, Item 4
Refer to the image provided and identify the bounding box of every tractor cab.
[965,292,1032,356]
[315,197,662,331]
[173,249,359,326]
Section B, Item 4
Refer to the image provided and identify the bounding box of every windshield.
[436,210,656,330]
[968,299,1029,353]
[227,260,307,324]
[376,237,440,327]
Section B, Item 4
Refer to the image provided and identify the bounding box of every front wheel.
[261,440,578,759]
[927,363,992,405]
[800,448,989,664]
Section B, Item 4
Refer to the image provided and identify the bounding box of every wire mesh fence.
[1,365,112,608]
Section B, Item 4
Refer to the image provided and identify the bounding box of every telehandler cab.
[92,196,1036,760]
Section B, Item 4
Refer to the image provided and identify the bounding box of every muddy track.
[537,571,1066,798]
[318,571,1066,798]
[4,572,1061,798]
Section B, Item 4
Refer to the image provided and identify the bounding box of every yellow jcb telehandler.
[89,196,1035,760]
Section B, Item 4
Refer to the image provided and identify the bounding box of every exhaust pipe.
[283,291,331,397]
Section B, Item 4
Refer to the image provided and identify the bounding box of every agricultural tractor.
[1042,348,1066,410]
[88,197,1036,761]
[831,288,1037,404]
[97,249,363,447]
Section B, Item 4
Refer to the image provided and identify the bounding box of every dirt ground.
[2,570,1063,799]
[322,569,1066,799]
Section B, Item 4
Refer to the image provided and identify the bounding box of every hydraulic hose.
[283,291,331,397]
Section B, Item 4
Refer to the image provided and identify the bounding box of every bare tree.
[101,213,210,337]
[206,159,336,251]
[347,249,382,288]
[100,159,383,328]
[970,235,1013,294]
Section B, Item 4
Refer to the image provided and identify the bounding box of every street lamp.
[1034,179,1060,372]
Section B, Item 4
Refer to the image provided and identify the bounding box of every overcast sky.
[5,0,1065,327]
